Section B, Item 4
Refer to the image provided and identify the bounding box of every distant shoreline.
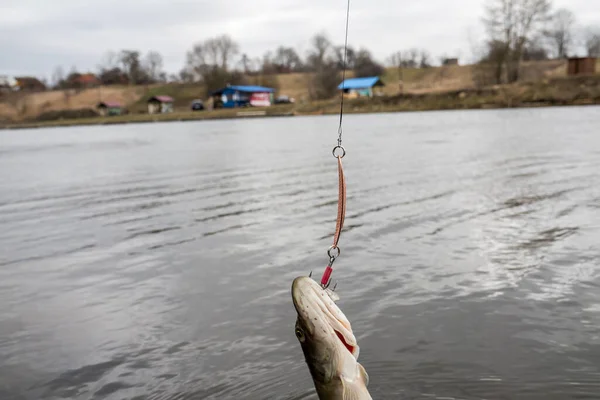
[2,101,599,131]
[0,108,295,131]
[2,77,599,131]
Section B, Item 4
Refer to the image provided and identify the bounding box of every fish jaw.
[292,276,359,360]
[292,275,372,400]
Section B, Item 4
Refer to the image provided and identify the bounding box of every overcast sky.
[1,0,598,80]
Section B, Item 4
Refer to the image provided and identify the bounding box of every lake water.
[1,106,599,400]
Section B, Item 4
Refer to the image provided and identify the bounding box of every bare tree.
[204,34,239,70]
[51,66,65,89]
[354,48,384,77]
[247,53,280,91]
[386,49,425,68]
[419,50,432,68]
[96,50,129,85]
[261,51,277,74]
[99,68,128,85]
[387,51,403,68]
[406,48,419,67]
[252,57,262,73]
[584,27,600,57]
[119,50,144,84]
[480,39,510,83]
[97,50,119,74]
[179,68,194,83]
[221,35,240,69]
[309,61,339,100]
[183,35,243,95]
[306,33,332,70]
[273,46,304,72]
[185,34,240,78]
[144,51,164,82]
[483,0,552,82]
[185,43,207,81]
[306,33,339,99]
[239,53,251,73]
[387,51,405,92]
[522,36,550,60]
[334,45,356,69]
[545,8,576,58]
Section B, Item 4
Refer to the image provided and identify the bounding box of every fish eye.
[295,327,305,342]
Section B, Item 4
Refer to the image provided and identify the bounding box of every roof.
[98,101,122,108]
[337,77,384,90]
[14,76,46,88]
[73,73,100,84]
[148,95,174,103]
[568,57,597,61]
[211,85,275,95]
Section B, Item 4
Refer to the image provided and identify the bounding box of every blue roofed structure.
[211,85,276,108]
[337,76,384,97]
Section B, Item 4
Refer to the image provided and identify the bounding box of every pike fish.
[292,276,372,400]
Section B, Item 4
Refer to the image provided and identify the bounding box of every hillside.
[0,59,596,123]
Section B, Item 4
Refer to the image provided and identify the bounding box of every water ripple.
[1,108,600,399]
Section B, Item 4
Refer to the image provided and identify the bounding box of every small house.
[97,101,123,116]
[14,76,46,92]
[442,58,459,66]
[70,73,101,88]
[210,85,275,108]
[567,57,596,76]
[337,77,384,98]
[147,95,174,114]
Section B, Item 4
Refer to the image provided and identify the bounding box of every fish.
[292,276,372,400]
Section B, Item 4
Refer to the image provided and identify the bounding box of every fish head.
[291,276,360,386]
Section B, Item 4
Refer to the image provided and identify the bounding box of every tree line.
[477,1,600,84]
[47,0,600,97]
[51,50,166,89]
[49,32,408,99]
[178,32,403,99]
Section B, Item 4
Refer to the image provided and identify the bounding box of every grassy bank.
[298,75,600,114]
[4,60,591,123]
[2,76,599,130]
[0,105,296,130]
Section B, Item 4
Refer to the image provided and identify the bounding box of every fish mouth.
[292,276,359,358]
[334,329,356,355]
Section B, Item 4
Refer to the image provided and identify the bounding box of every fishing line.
[337,0,351,147]
[320,0,351,289]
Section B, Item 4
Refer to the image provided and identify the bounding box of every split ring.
[327,245,341,259]
[332,146,346,158]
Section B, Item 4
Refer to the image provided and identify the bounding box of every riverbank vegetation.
[3,75,599,130]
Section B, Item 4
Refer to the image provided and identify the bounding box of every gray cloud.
[0,0,598,78]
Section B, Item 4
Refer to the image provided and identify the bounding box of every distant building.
[69,73,101,88]
[567,57,596,76]
[97,101,123,117]
[147,95,174,114]
[442,58,459,66]
[337,76,384,98]
[14,76,46,92]
[210,85,275,108]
